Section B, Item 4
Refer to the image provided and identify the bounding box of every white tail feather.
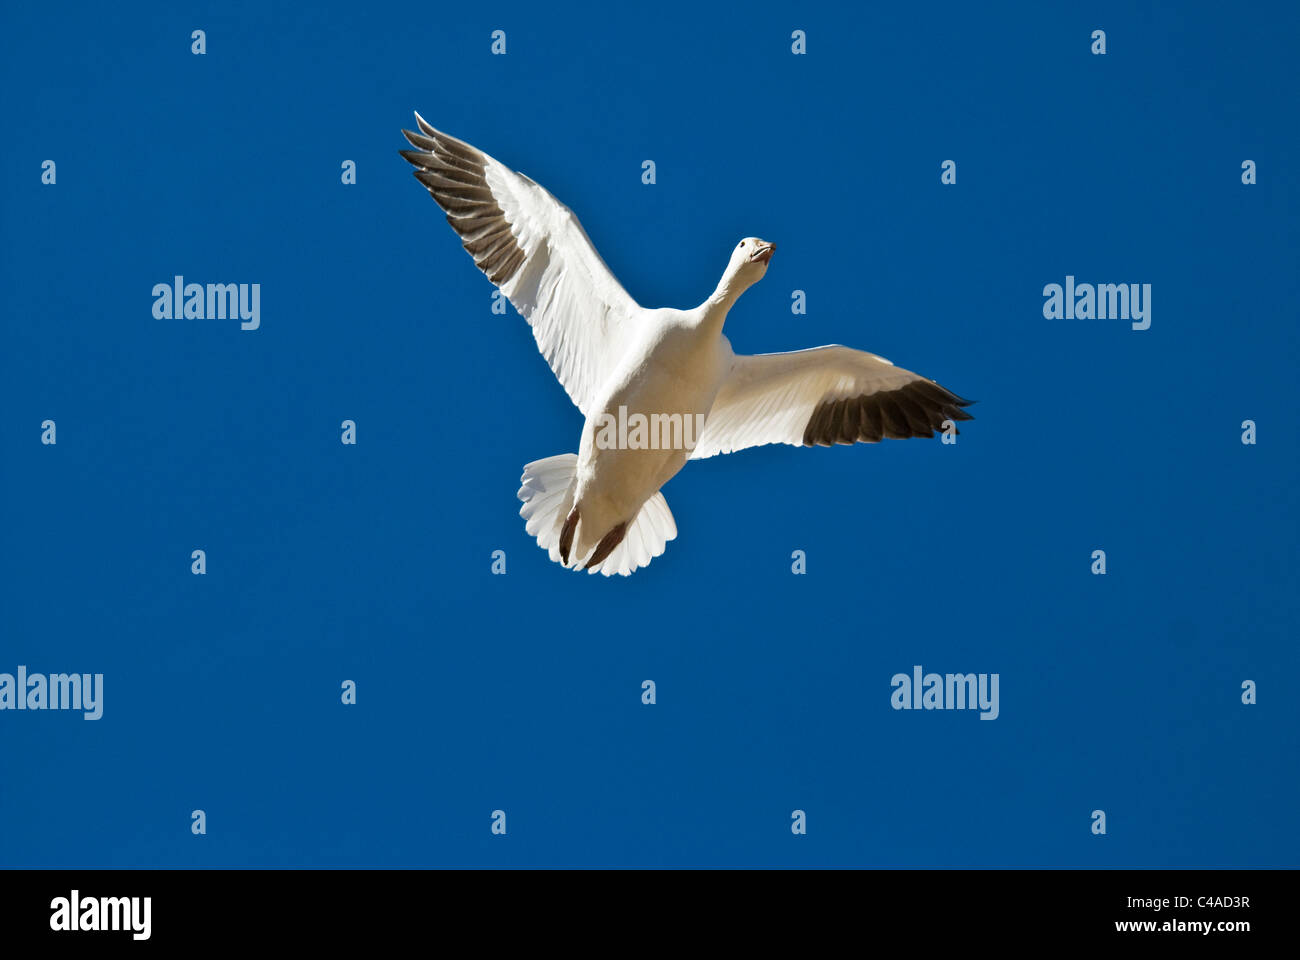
[517,453,579,564]
[517,454,677,576]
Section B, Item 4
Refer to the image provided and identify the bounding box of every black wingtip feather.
[801,378,976,447]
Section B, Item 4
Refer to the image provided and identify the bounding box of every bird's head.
[726,236,776,286]
[708,237,777,310]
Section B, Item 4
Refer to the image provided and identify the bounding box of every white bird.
[400,114,973,576]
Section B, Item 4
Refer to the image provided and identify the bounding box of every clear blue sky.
[2,0,1296,867]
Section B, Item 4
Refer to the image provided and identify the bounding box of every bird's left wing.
[691,344,973,459]
[400,114,641,417]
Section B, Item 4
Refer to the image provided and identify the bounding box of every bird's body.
[571,309,730,564]
[400,114,974,575]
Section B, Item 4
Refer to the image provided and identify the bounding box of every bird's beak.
[748,241,776,265]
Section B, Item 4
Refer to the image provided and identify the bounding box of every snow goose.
[399,114,974,576]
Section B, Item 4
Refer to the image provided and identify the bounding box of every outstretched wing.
[400,114,641,416]
[691,344,973,459]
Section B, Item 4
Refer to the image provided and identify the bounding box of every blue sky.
[1,0,1297,867]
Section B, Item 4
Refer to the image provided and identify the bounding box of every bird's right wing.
[691,344,973,459]
[400,114,642,417]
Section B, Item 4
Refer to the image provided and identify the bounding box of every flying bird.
[399,114,973,576]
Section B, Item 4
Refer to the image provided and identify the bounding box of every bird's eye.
[740,241,746,247]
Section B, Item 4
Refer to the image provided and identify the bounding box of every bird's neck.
[702,273,745,330]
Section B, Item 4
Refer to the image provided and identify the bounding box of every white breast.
[572,311,728,532]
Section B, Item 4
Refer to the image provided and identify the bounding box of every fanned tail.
[517,454,677,576]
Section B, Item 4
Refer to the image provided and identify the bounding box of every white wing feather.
[401,115,640,417]
[692,344,973,459]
